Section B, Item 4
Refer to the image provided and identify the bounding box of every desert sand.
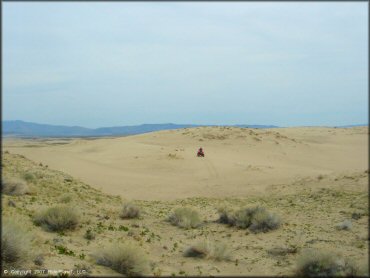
[3,126,368,200]
[2,126,368,276]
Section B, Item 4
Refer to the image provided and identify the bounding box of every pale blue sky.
[3,2,368,128]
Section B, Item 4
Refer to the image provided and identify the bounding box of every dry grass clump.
[33,206,80,232]
[296,249,360,277]
[95,242,149,276]
[184,240,231,261]
[2,177,29,196]
[218,206,280,233]
[58,193,73,203]
[120,202,141,219]
[2,219,31,269]
[168,207,202,229]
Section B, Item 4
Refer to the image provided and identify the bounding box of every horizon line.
[2,119,368,129]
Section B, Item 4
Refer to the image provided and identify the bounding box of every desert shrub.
[33,206,79,232]
[249,208,281,233]
[234,206,266,229]
[351,210,365,220]
[218,206,280,233]
[84,229,95,240]
[184,240,231,261]
[296,249,360,277]
[22,172,35,183]
[168,208,202,229]
[217,207,231,224]
[120,203,141,219]
[59,193,73,204]
[336,220,352,231]
[95,243,149,276]
[2,177,29,196]
[2,219,31,268]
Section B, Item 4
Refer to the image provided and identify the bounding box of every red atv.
[197,148,205,157]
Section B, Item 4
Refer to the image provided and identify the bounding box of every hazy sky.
[3,2,368,128]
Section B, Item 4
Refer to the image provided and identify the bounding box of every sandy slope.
[3,126,368,201]
[2,126,368,276]
[1,152,368,276]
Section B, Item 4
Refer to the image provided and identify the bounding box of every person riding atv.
[197,147,205,157]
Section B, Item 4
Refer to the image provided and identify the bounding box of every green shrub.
[120,203,141,219]
[33,206,80,232]
[218,206,280,233]
[2,177,29,196]
[168,208,202,229]
[2,219,31,268]
[95,243,149,276]
[296,249,360,277]
[22,172,35,183]
[184,240,231,261]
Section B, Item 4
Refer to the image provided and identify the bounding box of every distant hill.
[2,120,280,138]
[334,124,368,128]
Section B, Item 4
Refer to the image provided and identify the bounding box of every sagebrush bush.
[296,249,360,277]
[2,219,31,268]
[33,206,80,232]
[184,240,231,261]
[120,203,141,219]
[218,206,280,233]
[95,243,149,276]
[2,177,29,196]
[249,208,281,233]
[233,206,265,229]
[168,207,202,229]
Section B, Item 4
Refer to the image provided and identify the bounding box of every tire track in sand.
[203,157,219,178]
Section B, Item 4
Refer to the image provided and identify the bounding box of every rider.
[198,147,204,156]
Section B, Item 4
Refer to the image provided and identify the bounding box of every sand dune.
[3,126,368,201]
[2,126,368,276]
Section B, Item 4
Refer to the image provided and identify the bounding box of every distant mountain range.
[2,120,279,138]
